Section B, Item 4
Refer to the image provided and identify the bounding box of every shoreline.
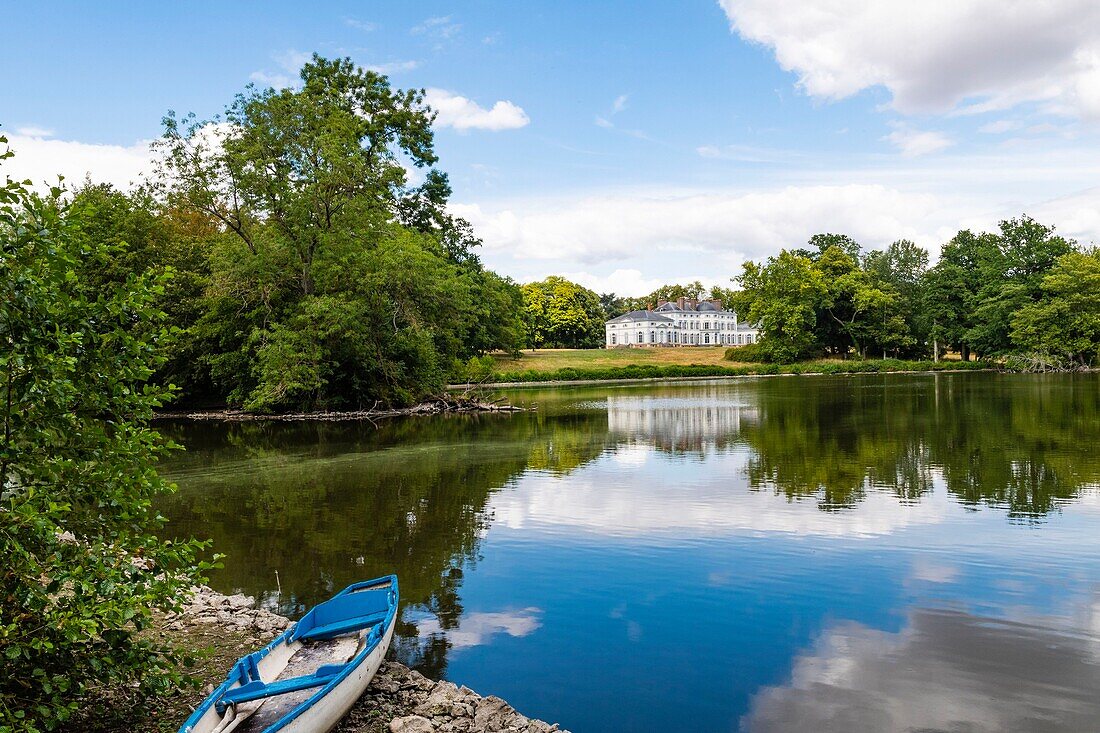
[451,366,1001,390]
[159,586,567,733]
[154,398,528,422]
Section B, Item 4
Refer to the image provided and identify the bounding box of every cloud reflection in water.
[418,607,543,649]
[741,603,1100,733]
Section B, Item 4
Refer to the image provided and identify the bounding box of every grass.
[490,347,736,372]
[475,349,994,385]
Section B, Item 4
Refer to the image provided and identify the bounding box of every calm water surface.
[160,373,1100,732]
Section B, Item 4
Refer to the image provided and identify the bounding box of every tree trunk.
[961,345,970,362]
[933,338,939,362]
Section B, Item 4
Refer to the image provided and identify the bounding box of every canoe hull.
[179,575,399,733]
[277,613,394,733]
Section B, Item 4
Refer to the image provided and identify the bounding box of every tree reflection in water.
[159,372,1100,680]
[158,408,612,679]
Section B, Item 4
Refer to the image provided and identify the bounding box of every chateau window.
[746,334,754,344]
[637,331,643,342]
[737,334,743,345]
[650,331,655,343]
[704,334,710,344]
[611,334,617,345]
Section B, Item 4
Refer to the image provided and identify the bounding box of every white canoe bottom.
[210,619,394,733]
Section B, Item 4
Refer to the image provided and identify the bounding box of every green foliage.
[734,220,1092,366]
[863,239,929,356]
[520,277,605,349]
[450,355,498,383]
[609,281,715,314]
[0,142,209,731]
[1011,249,1100,366]
[723,343,768,362]
[924,217,1075,360]
[145,55,522,411]
[598,292,629,321]
[731,249,826,362]
[491,358,992,384]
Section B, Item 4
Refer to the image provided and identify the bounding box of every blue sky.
[4,1,1100,294]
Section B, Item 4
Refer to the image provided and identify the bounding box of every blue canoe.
[179,575,399,733]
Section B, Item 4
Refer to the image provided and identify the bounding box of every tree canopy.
[732,219,1092,366]
[143,55,524,411]
[521,277,605,349]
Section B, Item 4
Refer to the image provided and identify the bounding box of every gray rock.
[389,715,435,733]
[176,589,571,733]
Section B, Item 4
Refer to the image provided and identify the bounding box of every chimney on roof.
[712,298,723,311]
[676,297,686,309]
[687,298,699,310]
[657,298,668,307]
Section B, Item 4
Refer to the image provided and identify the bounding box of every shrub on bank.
[1,150,211,731]
[723,344,768,362]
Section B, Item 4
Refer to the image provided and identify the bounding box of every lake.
[159,372,1100,732]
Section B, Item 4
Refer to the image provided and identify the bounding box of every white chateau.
[604,297,759,348]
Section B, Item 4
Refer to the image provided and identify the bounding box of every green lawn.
[491,347,737,373]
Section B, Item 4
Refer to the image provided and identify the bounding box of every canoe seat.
[294,611,387,642]
[215,663,346,714]
[290,590,391,642]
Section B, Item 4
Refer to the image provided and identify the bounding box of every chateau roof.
[606,310,675,324]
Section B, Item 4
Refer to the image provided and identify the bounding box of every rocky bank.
[171,587,568,733]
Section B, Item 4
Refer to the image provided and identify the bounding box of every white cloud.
[249,71,295,89]
[2,132,154,189]
[250,49,311,89]
[452,184,945,264]
[719,0,1100,118]
[365,60,419,75]
[344,18,377,32]
[979,119,1022,134]
[546,268,722,297]
[274,49,311,72]
[411,15,461,40]
[696,143,803,163]
[883,124,953,157]
[14,126,54,138]
[596,94,631,128]
[1021,187,1100,246]
[424,88,529,131]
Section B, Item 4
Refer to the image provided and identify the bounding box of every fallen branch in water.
[154,394,529,422]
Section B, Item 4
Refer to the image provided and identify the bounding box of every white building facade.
[604,297,760,348]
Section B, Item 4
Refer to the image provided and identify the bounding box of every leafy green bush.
[723,343,768,362]
[451,355,497,383]
[1,142,210,731]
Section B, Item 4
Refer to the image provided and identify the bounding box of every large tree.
[864,239,929,356]
[1011,249,1100,366]
[967,216,1074,358]
[731,250,826,362]
[521,277,605,349]
[155,55,520,410]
